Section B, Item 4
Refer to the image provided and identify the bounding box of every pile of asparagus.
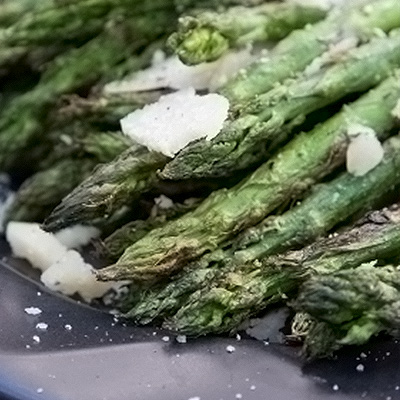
[2,0,400,359]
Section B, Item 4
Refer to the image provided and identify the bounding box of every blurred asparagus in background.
[0,10,177,172]
[168,2,327,65]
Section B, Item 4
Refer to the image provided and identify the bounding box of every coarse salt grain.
[24,307,42,316]
[332,384,339,391]
[64,324,72,331]
[356,364,365,372]
[36,323,48,331]
[226,345,236,353]
[162,336,170,342]
[176,335,187,344]
[33,335,40,343]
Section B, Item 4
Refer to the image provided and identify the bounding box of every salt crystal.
[64,324,72,331]
[226,345,236,353]
[24,307,42,316]
[356,364,365,372]
[33,335,41,344]
[235,394,243,399]
[188,397,201,400]
[250,385,256,390]
[37,388,44,394]
[176,335,187,344]
[332,384,339,391]
[36,323,48,331]
[162,336,170,342]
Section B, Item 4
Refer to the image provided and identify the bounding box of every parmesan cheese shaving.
[104,47,257,94]
[346,124,384,177]
[120,88,229,157]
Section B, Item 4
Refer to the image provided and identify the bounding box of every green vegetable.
[221,0,400,103]
[5,158,96,223]
[297,262,400,358]
[2,0,176,47]
[101,198,201,261]
[169,2,327,65]
[92,74,400,284]
[122,181,400,328]
[43,145,167,230]
[0,11,175,171]
[161,32,400,180]
[163,188,400,336]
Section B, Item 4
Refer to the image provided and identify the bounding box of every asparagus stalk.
[43,145,167,230]
[174,0,268,12]
[89,69,400,284]
[2,0,175,47]
[49,91,164,131]
[0,11,175,172]
[220,0,400,103]
[101,198,201,261]
[296,263,400,358]
[161,32,400,180]
[6,128,137,223]
[163,159,400,335]
[5,158,97,223]
[168,2,327,65]
[0,0,52,28]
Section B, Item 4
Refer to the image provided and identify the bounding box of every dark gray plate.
[1,236,400,400]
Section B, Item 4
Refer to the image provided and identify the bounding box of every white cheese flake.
[105,47,257,94]
[346,124,384,176]
[120,88,229,157]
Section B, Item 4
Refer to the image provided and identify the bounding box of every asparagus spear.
[5,158,97,223]
[162,31,400,180]
[43,145,167,230]
[0,11,176,172]
[7,127,138,223]
[49,91,165,132]
[163,162,400,335]
[0,0,52,28]
[296,263,400,358]
[101,198,201,261]
[3,0,175,47]
[90,67,400,284]
[168,2,327,65]
[220,0,400,103]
